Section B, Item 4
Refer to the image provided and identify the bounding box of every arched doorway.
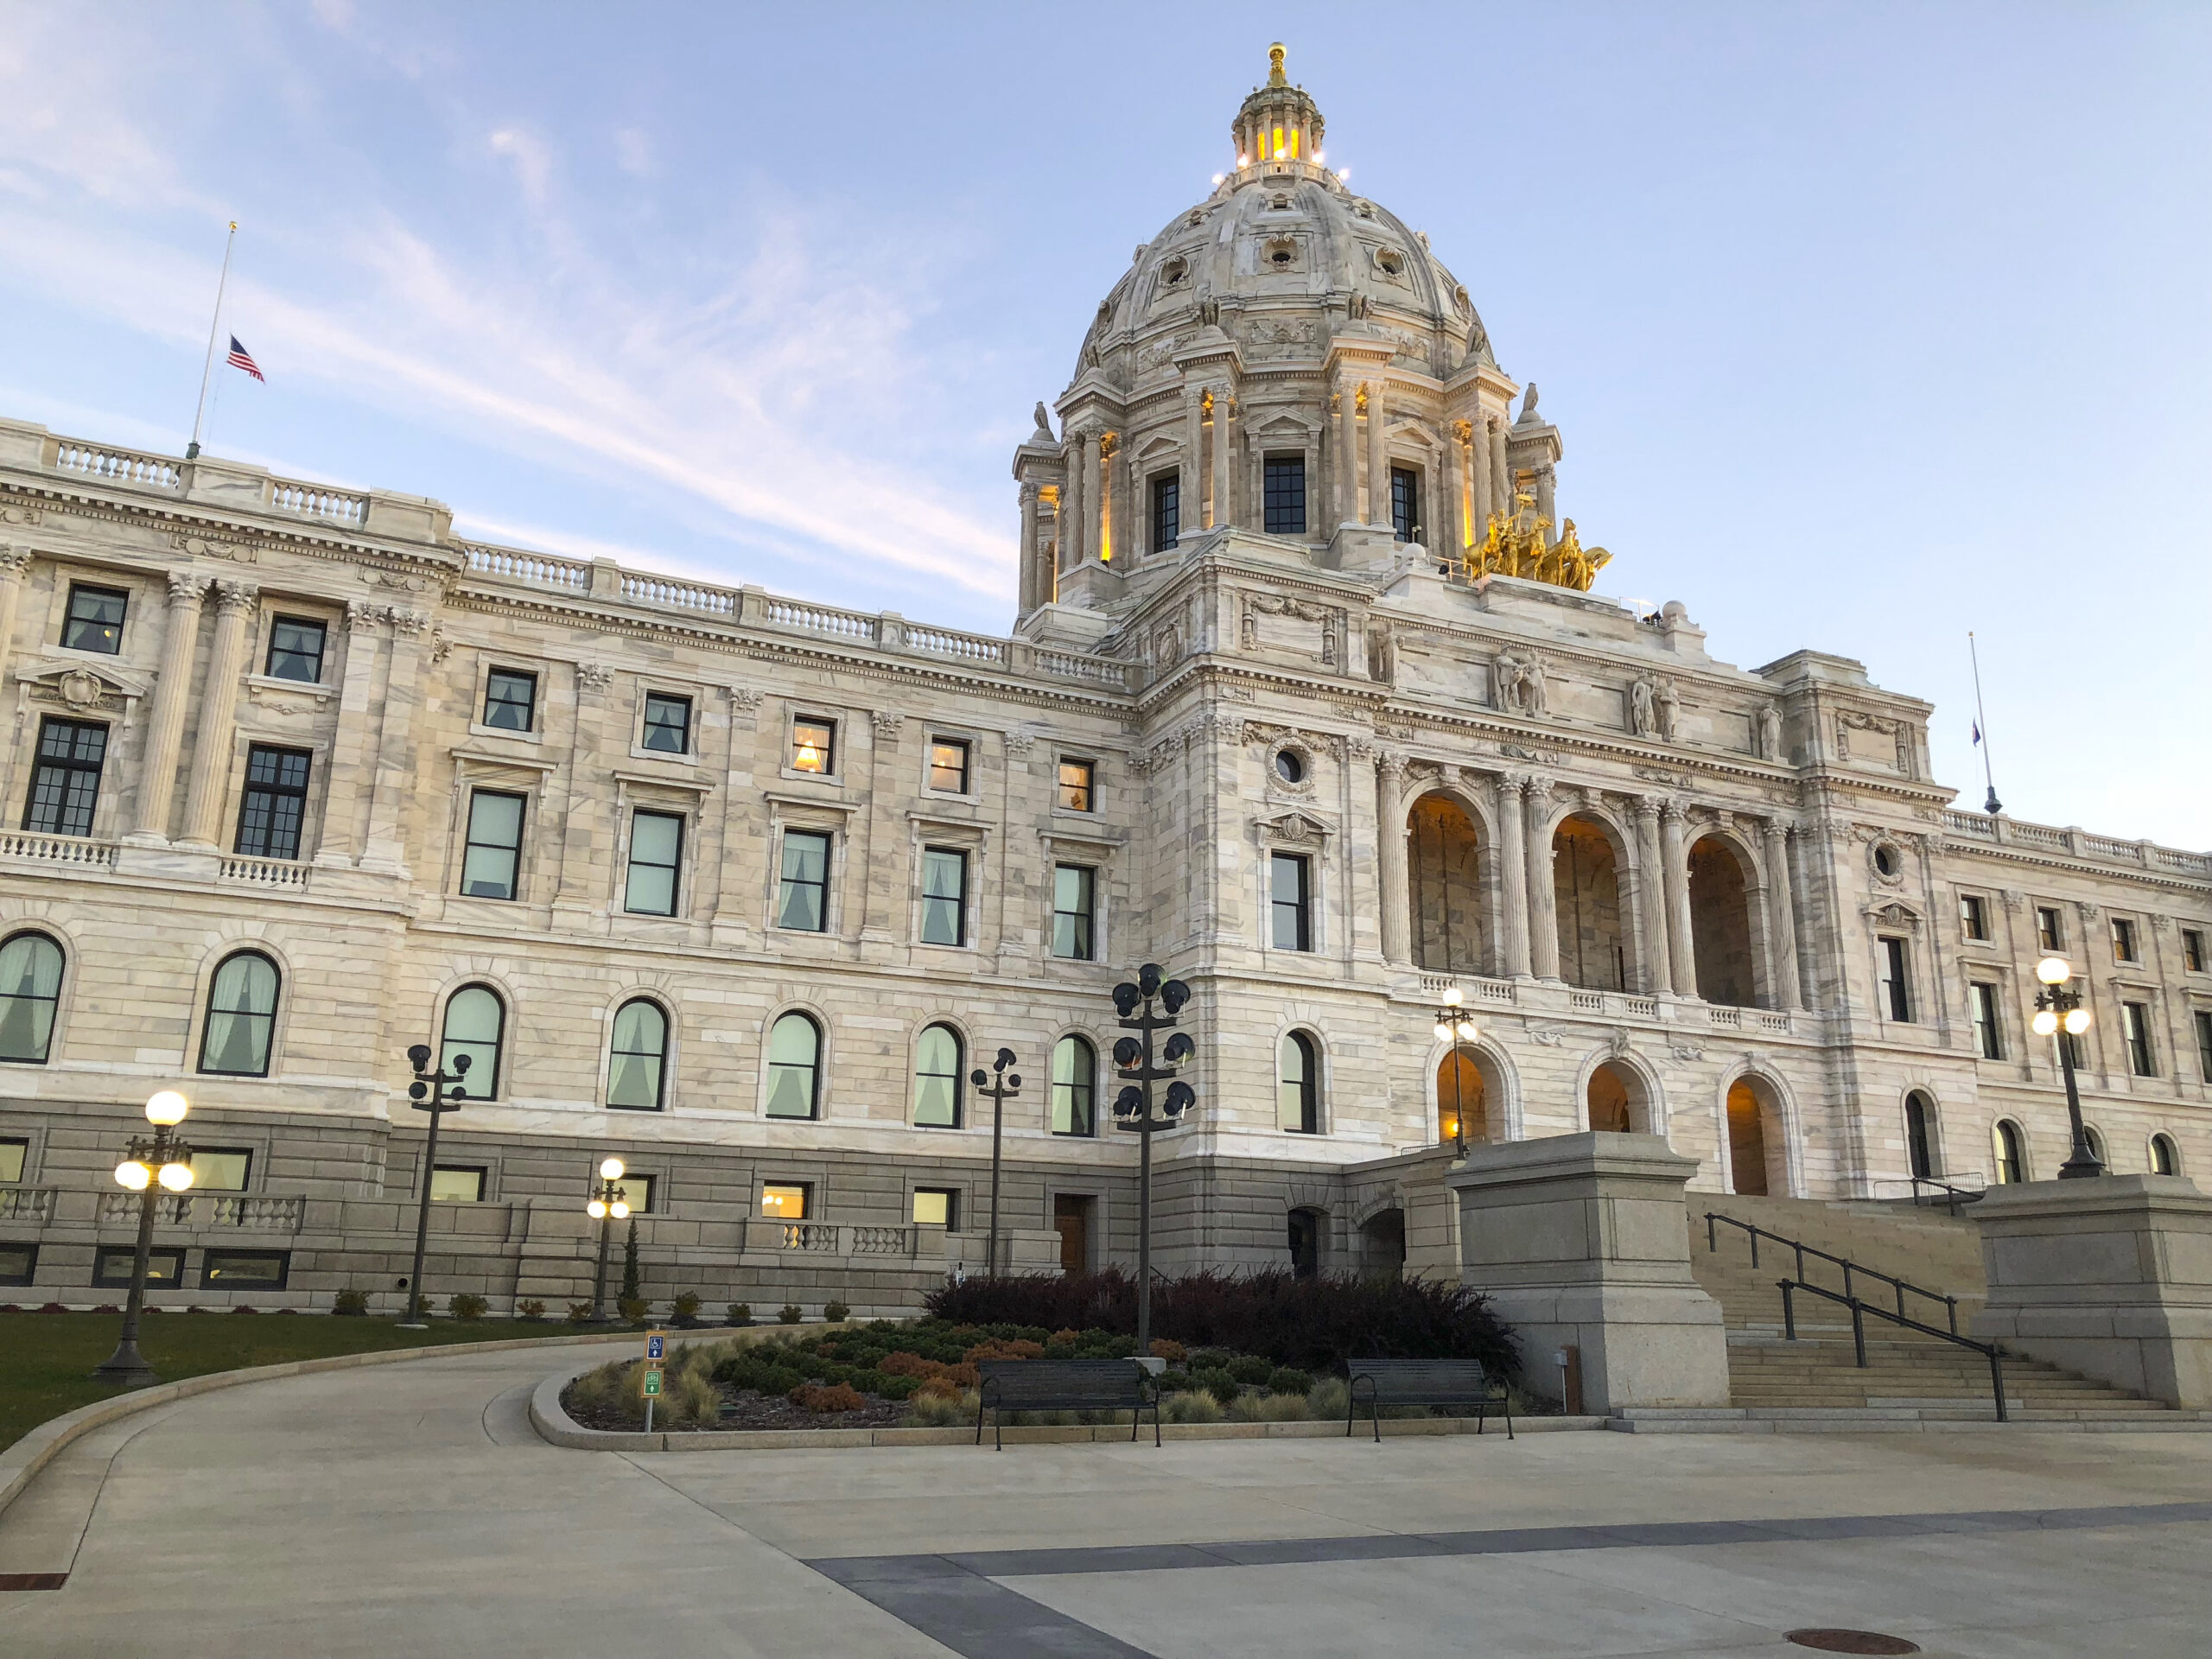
[1435,1046,1491,1146]
[1552,814,1627,991]
[1688,836,1757,1007]
[1409,792,1485,974]
[1586,1060,1643,1134]
[1904,1091,1939,1180]
[1726,1077,1782,1196]
[1287,1208,1324,1278]
[1358,1209,1406,1279]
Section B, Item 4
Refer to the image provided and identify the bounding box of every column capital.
[1498,771,1529,797]
[0,543,32,578]
[213,580,259,614]
[1636,794,1664,822]
[1376,747,1407,778]
[1018,480,1039,504]
[165,571,211,606]
[1662,797,1690,823]
[343,598,384,632]
[1762,817,1794,843]
[385,606,432,635]
[1524,772,1554,802]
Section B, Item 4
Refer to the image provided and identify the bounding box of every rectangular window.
[0,1137,25,1183]
[2112,917,2139,963]
[1058,758,1094,812]
[920,848,968,946]
[264,616,327,683]
[2036,906,2063,952]
[1389,465,1421,543]
[613,1173,656,1215]
[0,1243,33,1287]
[2197,1009,2212,1081]
[188,1148,252,1192]
[483,669,537,732]
[1879,937,1911,1022]
[928,738,970,794]
[22,716,107,836]
[202,1249,289,1290]
[774,829,831,931]
[912,1187,958,1229]
[1150,472,1179,552]
[2058,1027,2087,1071]
[790,717,836,774]
[1970,983,2002,1060]
[430,1166,486,1203]
[95,1247,184,1287]
[624,810,683,916]
[641,692,691,755]
[1960,893,1989,942]
[2185,930,2207,974]
[460,790,526,900]
[1262,453,1306,536]
[233,745,312,861]
[62,583,127,654]
[1271,851,1312,951]
[760,1182,810,1220]
[2123,1001,2156,1077]
[1052,864,1096,961]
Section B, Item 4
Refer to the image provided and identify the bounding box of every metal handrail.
[1703,1211,1963,1336]
[1907,1175,1986,1217]
[1779,1277,2009,1422]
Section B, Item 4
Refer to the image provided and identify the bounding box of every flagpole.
[1968,630,2001,817]
[186,221,238,461]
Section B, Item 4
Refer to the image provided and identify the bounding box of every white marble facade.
[0,50,2206,1306]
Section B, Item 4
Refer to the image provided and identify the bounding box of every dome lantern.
[1233,43,1325,172]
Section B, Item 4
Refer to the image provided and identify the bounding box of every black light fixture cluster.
[1110,963,1197,1358]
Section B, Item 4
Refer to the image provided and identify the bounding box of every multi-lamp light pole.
[1110,963,1197,1359]
[587,1157,633,1322]
[1432,984,1480,1158]
[2030,956,2104,1179]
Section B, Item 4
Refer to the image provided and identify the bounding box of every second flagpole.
[186,221,238,460]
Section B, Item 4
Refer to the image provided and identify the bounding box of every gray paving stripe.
[824,1571,1162,1659]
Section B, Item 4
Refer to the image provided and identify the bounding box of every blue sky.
[2,2,2205,845]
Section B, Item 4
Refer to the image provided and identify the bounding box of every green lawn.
[0,1312,592,1452]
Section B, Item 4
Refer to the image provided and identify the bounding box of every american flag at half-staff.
[226,335,264,382]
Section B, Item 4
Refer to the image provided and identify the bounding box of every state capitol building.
[0,49,2205,1312]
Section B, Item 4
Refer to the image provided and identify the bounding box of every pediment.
[1251,410,1320,440]
[15,659,148,712]
[1865,901,1923,932]
[1256,808,1336,846]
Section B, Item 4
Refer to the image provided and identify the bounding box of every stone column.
[360,607,429,875]
[1376,750,1409,965]
[1535,463,1558,539]
[1212,391,1234,531]
[1181,385,1205,540]
[1662,800,1697,997]
[1081,432,1103,565]
[1469,419,1491,530]
[175,580,258,849]
[1060,434,1085,569]
[1336,382,1358,525]
[1365,381,1389,525]
[313,601,384,868]
[1525,777,1560,981]
[1635,798,1670,995]
[1488,416,1510,514]
[0,545,31,667]
[1763,819,1804,1009]
[129,572,210,841]
[1497,773,1532,978]
[1017,482,1041,611]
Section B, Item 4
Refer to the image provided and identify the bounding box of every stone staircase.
[1617,1192,2210,1433]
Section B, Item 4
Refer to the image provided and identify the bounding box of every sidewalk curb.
[0,1327,646,1520]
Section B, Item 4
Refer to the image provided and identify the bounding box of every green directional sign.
[641,1367,663,1398]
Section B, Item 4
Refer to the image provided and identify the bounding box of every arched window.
[1904,1090,1938,1181]
[2084,1124,2107,1166]
[440,985,505,1101]
[1277,1031,1319,1135]
[913,1023,963,1128]
[1051,1034,1096,1136]
[198,951,280,1077]
[1287,1207,1323,1278]
[2151,1133,2180,1176]
[764,1012,821,1119]
[0,931,64,1065]
[607,998,668,1111]
[1993,1119,2027,1185]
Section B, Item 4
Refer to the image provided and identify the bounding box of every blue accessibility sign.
[645,1332,665,1361]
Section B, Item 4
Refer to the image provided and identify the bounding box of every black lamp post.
[400,1044,470,1327]
[2031,957,2104,1179]
[1110,963,1197,1359]
[1432,984,1479,1157]
[92,1090,195,1386]
[969,1048,1020,1277]
[587,1158,632,1322]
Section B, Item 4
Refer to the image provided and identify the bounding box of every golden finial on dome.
[1268,42,1287,87]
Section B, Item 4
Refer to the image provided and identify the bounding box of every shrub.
[791,1382,865,1413]
[1155,1368,1193,1394]
[566,1301,595,1324]
[823,1300,850,1324]
[726,1302,753,1327]
[1227,1354,1273,1386]
[880,1352,979,1389]
[516,1299,546,1321]
[1147,1338,1187,1363]
[1161,1389,1224,1424]
[963,1338,1045,1363]
[664,1363,723,1427]
[778,1304,803,1325]
[406,1291,436,1319]
[617,1296,648,1325]
[448,1293,488,1320]
[1195,1367,1240,1404]
[332,1288,369,1317]
[925,1268,1516,1378]
[913,1376,965,1402]
[905,1387,978,1428]
[1266,1366,1314,1396]
[1306,1377,1351,1420]
[91,1303,122,1315]
[671,1291,702,1328]
[231,1305,260,1316]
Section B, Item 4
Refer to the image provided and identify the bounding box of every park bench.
[1344,1357,1514,1442]
[975,1357,1160,1449]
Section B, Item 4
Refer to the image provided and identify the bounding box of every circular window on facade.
[1375,247,1406,277]
[1274,749,1306,785]
[1160,256,1188,287]
[1872,842,1901,879]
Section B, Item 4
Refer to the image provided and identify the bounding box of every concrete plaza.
[3,1339,2209,1657]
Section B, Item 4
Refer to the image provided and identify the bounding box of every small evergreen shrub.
[1227,1354,1273,1386]
[617,1295,648,1324]
[725,1302,753,1326]
[1195,1367,1240,1404]
[823,1299,850,1324]
[778,1303,803,1325]
[671,1291,702,1327]
[516,1299,546,1321]
[448,1293,488,1320]
[1266,1366,1314,1395]
[566,1301,594,1324]
[231,1305,261,1316]
[332,1288,369,1317]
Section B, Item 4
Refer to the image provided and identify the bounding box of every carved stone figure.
[1492,650,1547,717]
[1758,705,1783,760]
[1628,677,1656,737]
[1655,679,1680,742]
